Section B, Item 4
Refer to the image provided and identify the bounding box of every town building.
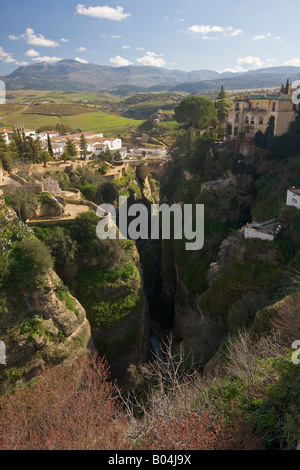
[37,130,60,143]
[286,188,300,209]
[50,131,123,158]
[227,88,296,141]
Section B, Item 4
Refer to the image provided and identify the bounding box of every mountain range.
[1,60,300,94]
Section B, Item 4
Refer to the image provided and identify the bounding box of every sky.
[1,0,300,75]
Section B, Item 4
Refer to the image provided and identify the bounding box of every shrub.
[44,227,77,267]
[12,237,54,281]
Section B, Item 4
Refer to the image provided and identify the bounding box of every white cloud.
[76,4,131,21]
[22,28,60,47]
[122,45,130,50]
[252,34,266,40]
[76,46,87,52]
[25,48,40,57]
[188,24,243,38]
[32,56,63,63]
[0,47,16,63]
[137,51,166,67]
[136,47,145,51]
[8,35,19,41]
[60,38,69,43]
[222,56,264,73]
[101,34,122,39]
[75,57,89,64]
[228,28,243,37]
[284,58,300,66]
[110,55,133,66]
[237,56,264,69]
[16,61,29,66]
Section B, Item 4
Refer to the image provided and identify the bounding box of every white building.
[286,188,300,209]
[38,130,60,143]
[1,128,13,144]
[90,138,122,156]
[23,128,37,139]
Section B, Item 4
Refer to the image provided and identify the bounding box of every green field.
[6,90,122,104]
[0,110,143,135]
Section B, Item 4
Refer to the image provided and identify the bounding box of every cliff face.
[173,261,227,365]
[0,271,92,392]
[93,283,149,383]
[71,241,150,385]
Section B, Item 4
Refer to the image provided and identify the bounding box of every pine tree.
[66,139,77,159]
[80,134,88,159]
[215,85,230,122]
[204,148,215,183]
[285,78,290,94]
[47,134,54,158]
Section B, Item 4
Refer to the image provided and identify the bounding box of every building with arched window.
[227,88,296,140]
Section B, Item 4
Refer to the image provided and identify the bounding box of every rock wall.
[93,290,149,385]
[173,263,227,366]
[0,271,93,392]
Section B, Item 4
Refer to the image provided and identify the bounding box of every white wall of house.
[109,138,122,150]
[24,130,37,139]
[244,226,275,241]
[286,190,300,209]
[91,143,107,155]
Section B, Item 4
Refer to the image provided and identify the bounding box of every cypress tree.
[47,134,54,158]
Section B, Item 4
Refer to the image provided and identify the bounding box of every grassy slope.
[6,90,121,103]
[0,110,143,135]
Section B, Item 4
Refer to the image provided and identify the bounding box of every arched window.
[251,116,255,125]
[245,116,249,124]
[259,117,264,125]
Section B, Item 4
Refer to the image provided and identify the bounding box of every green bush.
[12,237,54,282]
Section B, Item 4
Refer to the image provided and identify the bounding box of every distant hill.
[1,60,300,94]
[1,60,221,92]
[164,71,300,94]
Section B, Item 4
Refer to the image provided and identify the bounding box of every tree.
[40,150,51,168]
[66,139,77,159]
[74,210,100,241]
[215,85,230,122]
[265,115,275,149]
[0,354,127,450]
[44,227,78,268]
[13,236,54,280]
[216,147,232,176]
[80,134,88,159]
[96,181,118,205]
[47,134,54,158]
[114,151,122,162]
[99,148,112,162]
[61,151,68,162]
[204,148,215,183]
[0,251,10,287]
[285,78,290,94]
[174,96,217,129]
